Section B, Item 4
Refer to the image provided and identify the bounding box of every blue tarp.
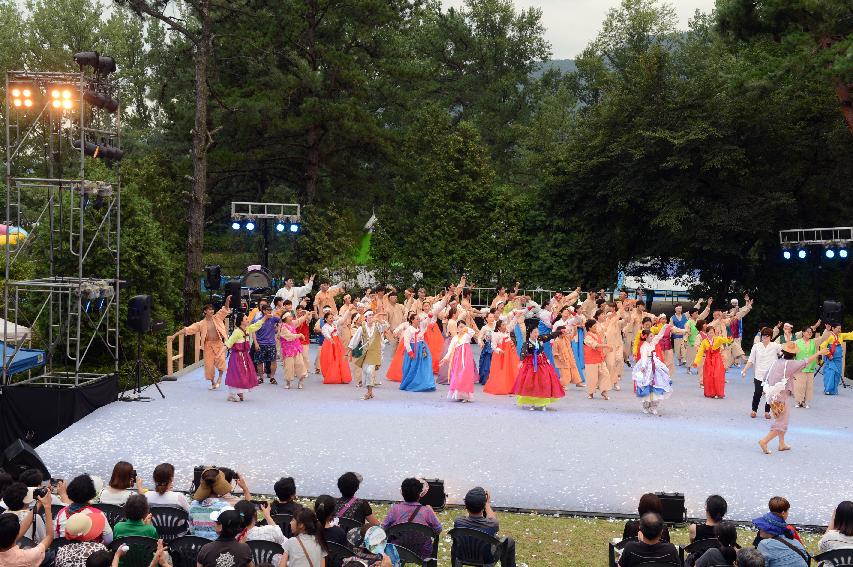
[1,341,46,376]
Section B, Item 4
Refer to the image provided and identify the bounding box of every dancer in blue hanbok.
[400,313,436,392]
[820,325,853,395]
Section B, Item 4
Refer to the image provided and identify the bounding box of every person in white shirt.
[742,327,782,420]
[98,461,143,506]
[234,501,287,546]
[274,275,315,305]
[145,463,190,512]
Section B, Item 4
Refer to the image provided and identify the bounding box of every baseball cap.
[464,487,487,511]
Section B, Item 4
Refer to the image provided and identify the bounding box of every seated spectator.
[217,468,251,506]
[113,494,158,539]
[344,525,398,567]
[690,494,727,542]
[622,493,671,543]
[56,512,110,567]
[189,468,251,540]
[753,506,809,567]
[270,477,302,516]
[0,489,54,567]
[752,497,802,547]
[98,462,143,506]
[145,464,189,512]
[1,483,46,543]
[0,472,13,512]
[453,487,516,567]
[695,522,738,567]
[334,472,378,526]
[381,478,442,558]
[55,475,113,544]
[736,548,766,567]
[315,494,347,546]
[108,539,171,567]
[196,510,252,567]
[618,513,680,567]
[234,501,286,546]
[18,469,69,507]
[282,509,327,567]
[819,501,853,553]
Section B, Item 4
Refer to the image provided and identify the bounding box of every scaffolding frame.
[3,69,121,387]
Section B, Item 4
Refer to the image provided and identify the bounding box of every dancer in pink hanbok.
[440,321,478,402]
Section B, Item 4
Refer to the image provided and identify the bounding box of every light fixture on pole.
[9,83,35,109]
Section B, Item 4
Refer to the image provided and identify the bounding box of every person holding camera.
[189,468,252,540]
[98,462,144,505]
[0,483,46,543]
[453,487,515,567]
[0,488,54,567]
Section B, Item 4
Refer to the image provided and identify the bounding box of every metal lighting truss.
[779,227,853,246]
[3,69,121,387]
[230,201,301,221]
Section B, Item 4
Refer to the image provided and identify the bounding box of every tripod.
[120,331,166,401]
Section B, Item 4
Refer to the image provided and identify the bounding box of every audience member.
[270,477,303,516]
[695,521,738,567]
[315,494,347,546]
[753,501,809,567]
[453,487,516,567]
[344,525,398,567]
[334,472,378,526]
[618,513,680,567]
[145,464,189,512]
[98,462,142,505]
[190,468,251,540]
[218,468,252,505]
[819,501,853,553]
[1,482,46,543]
[690,494,728,542]
[622,493,672,543]
[0,489,54,567]
[196,510,253,567]
[234,501,286,546]
[18,469,69,506]
[752,497,802,547]
[0,472,14,511]
[55,475,113,544]
[282,509,327,567]
[735,548,766,567]
[381,478,442,558]
[113,494,158,539]
[56,512,110,567]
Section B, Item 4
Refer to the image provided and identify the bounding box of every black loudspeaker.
[204,265,222,290]
[3,439,50,480]
[419,478,447,511]
[225,281,242,307]
[655,492,686,523]
[127,295,152,332]
[822,300,843,326]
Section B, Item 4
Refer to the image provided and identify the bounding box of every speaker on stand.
[121,295,166,402]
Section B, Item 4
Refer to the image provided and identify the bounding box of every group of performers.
[168,276,851,431]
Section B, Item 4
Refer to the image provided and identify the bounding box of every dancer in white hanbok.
[632,324,673,416]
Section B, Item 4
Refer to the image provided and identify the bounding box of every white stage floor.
[37,345,853,525]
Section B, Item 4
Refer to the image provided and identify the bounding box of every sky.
[441,0,718,59]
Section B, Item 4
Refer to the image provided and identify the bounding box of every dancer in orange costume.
[319,307,352,384]
[484,319,521,395]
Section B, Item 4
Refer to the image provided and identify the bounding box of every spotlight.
[97,56,117,75]
[840,249,848,259]
[289,222,300,234]
[48,86,76,110]
[275,221,286,232]
[72,139,124,161]
[797,249,807,259]
[83,90,119,113]
[73,51,100,69]
[826,249,835,259]
[783,250,791,260]
[9,83,35,110]
[231,220,241,230]
[244,219,256,231]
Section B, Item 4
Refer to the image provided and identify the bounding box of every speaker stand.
[119,332,166,402]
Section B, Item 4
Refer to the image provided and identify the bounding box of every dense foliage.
[1,0,852,375]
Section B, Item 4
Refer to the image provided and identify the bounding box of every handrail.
[165,334,202,376]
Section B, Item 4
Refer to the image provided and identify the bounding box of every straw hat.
[193,468,232,501]
[781,342,799,355]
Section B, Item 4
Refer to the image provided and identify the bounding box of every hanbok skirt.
[485,341,520,395]
[400,342,436,392]
[538,321,557,370]
[447,343,478,401]
[512,354,565,407]
[702,349,725,398]
[632,354,672,400]
[386,340,405,382]
[478,341,493,385]
[824,355,842,395]
[437,337,451,385]
[225,341,258,393]
[572,328,586,382]
[424,323,443,375]
[320,336,352,384]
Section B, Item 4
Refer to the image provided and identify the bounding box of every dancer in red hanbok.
[512,325,565,410]
[484,319,521,395]
[319,307,353,384]
[693,325,733,399]
[385,318,408,383]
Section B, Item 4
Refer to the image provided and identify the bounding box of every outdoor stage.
[36,345,853,525]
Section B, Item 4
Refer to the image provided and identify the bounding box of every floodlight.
[245,219,256,231]
[797,249,807,259]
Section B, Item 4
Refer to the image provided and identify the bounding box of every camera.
[131,469,138,484]
[33,486,49,499]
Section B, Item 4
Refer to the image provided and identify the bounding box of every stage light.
[73,51,100,69]
[798,249,807,259]
[23,99,32,107]
[62,100,72,109]
[275,221,286,232]
[83,89,119,113]
[245,219,256,231]
[826,249,835,259]
[840,249,848,259]
[72,139,124,161]
[9,83,35,110]
[289,223,299,233]
[98,56,117,75]
[231,220,241,230]
[783,250,791,260]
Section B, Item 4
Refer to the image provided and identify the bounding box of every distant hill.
[532,59,577,78]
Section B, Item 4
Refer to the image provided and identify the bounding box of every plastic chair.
[93,503,125,527]
[271,513,293,537]
[448,527,504,567]
[111,536,158,567]
[18,536,35,549]
[814,548,853,566]
[327,541,355,567]
[608,539,631,567]
[386,522,439,565]
[684,538,718,567]
[396,544,432,566]
[149,507,190,542]
[247,540,284,565]
[337,516,364,533]
[168,535,210,567]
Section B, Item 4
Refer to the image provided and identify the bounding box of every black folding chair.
[609,539,632,567]
[149,507,190,542]
[386,522,439,566]
[93,503,125,527]
[247,540,284,566]
[327,541,355,567]
[814,548,853,566]
[684,538,718,567]
[168,535,210,567]
[111,536,158,567]
[448,527,504,567]
[396,544,431,566]
[271,513,293,537]
[337,516,363,534]
[18,536,35,549]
